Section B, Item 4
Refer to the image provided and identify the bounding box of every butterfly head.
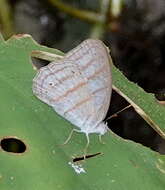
[96,122,108,135]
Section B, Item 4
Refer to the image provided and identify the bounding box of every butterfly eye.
[49,82,53,86]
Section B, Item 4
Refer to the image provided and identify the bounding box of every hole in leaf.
[73,152,101,162]
[106,91,165,155]
[155,92,165,101]
[32,57,49,70]
[0,137,26,153]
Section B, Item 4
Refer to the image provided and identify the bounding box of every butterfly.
[33,39,112,152]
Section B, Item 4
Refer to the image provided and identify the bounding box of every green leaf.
[112,64,165,138]
[0,35,165,190]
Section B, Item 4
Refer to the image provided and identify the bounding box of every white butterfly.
[33,39,112,150]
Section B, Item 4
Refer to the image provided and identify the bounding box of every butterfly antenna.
[105,105,132,121]
[62,129,81,145]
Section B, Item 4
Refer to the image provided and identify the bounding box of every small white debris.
[106,173,110,176]
[10,176,14,180]
[68,162,86,174]
[40,15,49,25]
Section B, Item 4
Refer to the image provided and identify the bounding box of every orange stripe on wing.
[48,65,69,73]
[64,96,91,115]
[39,65,72,94]
[92,86,108,95]
[87,65,107,80]
[54,81,87,102]
[57,74,73,85]
[81,58,95,70]
[64,86,108,115]
[66,43,103,62]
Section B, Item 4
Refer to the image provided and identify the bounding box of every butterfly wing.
[33,39,112,134]
[65,39,112,127]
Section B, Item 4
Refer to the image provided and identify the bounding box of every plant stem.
[48,0,104,24]
[0,0,14,38]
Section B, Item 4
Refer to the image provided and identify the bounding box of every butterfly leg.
[62,128,82,145]
[99,134,105,144]
[83,133,90,159]
[62,130,90,160]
